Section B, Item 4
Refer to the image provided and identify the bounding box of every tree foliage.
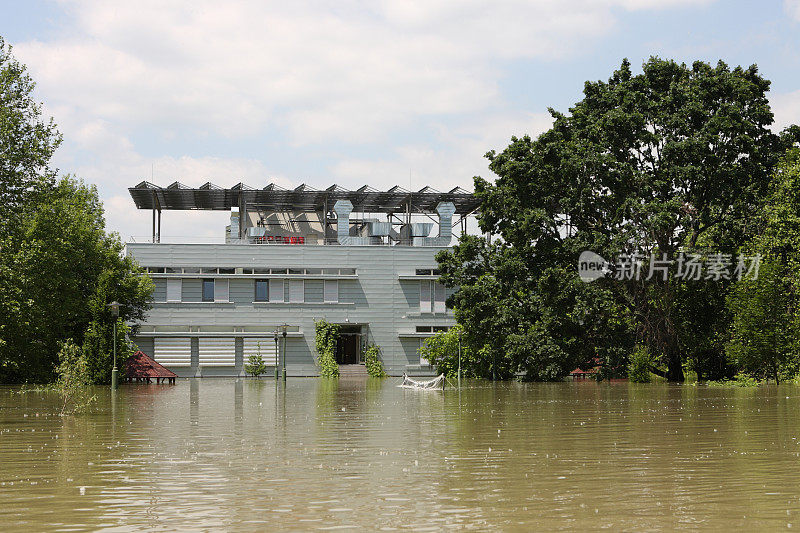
[418,325,477,379]
[0,41,151,384]
[54,340,96,415]
[726,152,800,382]
[0,37,61,233]
[439,57,798,381]
[628,345,654,383]
[0,177,152,383]
[244,342,269,377]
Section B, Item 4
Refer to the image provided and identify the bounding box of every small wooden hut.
[124,350,177,384]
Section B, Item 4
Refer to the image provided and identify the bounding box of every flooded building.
[124,182,479,377]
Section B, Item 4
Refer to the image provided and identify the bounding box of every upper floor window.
[146,266,357,276]
[420,281,446,314]
[202,279,215,302]
[166,279,182,302]
[324,280,338,303]
[214,279,229,302]
[289,280,304,303]
[415,268,441,276]
[255,280,268,302]
[269,279,284,303]
[416,325,451,333]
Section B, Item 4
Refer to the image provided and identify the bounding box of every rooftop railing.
[127,236,453,246]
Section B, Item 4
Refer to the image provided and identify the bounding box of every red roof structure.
[124,351,177,384]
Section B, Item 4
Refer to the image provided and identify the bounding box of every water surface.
[2,379,800,530]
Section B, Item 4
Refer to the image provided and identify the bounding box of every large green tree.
[726,151,800,382]
[0,177,153,382]
[0,38,152,383]
[0,37,61,233]
[439,57,797,381]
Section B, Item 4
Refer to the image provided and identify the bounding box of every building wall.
[126,243,456,377]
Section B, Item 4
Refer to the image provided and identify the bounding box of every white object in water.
[399,373,445,390]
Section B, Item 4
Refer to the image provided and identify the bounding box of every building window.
[166,279,182,302]
[415,325,450,333]
[215,279,229,302]
[289,280,304,303]
[420,281,446,314]
[415,268,440,276]
[420,281,431,313]
[324,280,338,303]
[419,339,430,366]
[255,280,268,302]
[202,279,215,302]
[269,279,284,302]
[434,282,446,314]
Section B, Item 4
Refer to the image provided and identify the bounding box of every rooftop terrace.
[129,182,480,246]
[129,181,480,214]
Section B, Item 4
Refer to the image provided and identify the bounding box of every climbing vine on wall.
[364,343,387,378]
[314,319,340,378]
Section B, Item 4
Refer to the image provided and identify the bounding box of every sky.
[3,0,800,240]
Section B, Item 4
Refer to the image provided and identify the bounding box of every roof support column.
[157,208,161,243]
[238,191,246,241]
[151,190,157,243]
[323,195,328,245]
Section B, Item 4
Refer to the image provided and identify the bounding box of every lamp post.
[281,324,288,382]
[457,328,462,389]
[273,330,280,380]
[108,301,121,390]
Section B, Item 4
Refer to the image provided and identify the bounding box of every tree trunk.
[666,349,684,382]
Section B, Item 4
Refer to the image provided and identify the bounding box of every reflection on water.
[2,379,800,530]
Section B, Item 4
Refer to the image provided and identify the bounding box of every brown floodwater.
[2,378,800,531]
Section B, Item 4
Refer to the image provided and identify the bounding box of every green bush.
[55,340,96,415]
[314,320,340,378]
[628,345,653,383]
[363,343,386,378]
[707,372,760,387]
[244,341,268,377]
[418,325,476,378]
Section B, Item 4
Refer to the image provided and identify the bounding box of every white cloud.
[785,0,800,22]
[14,0,705,144]
[10,0,719,239]
[771,89,800,132]
[330,111,554,191]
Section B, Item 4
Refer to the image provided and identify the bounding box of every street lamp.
[457,328,462,389]
[108,301,121,390]
[281,324,288,382]
[273,329,280,380]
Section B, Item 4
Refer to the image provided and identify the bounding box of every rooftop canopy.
[129,182,480,215]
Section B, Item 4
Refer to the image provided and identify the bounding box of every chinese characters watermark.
[578,250,761,283]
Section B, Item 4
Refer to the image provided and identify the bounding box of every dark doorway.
[335,325,363,365]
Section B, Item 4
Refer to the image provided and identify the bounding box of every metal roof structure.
[129,181,480,214]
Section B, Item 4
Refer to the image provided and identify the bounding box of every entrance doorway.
[335,325,363,364]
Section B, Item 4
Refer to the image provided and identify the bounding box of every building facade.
[125,182,478,377]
